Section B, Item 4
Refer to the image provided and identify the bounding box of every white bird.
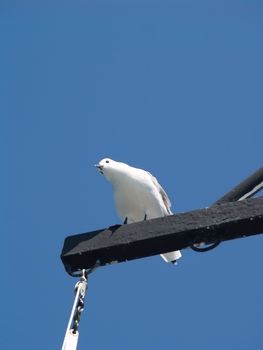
[95,158,182,264]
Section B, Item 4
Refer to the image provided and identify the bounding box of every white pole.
[61,271,88,350]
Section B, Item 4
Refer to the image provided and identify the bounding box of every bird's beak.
[95,164,104,174]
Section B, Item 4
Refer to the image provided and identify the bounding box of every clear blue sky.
[2,1,263,349]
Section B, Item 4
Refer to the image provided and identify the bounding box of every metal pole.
[214,166,263,204]
[61,270,88,350]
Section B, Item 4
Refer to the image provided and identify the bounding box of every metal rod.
[214,166,263,204]
[61,271,88,350]
[61,283,82,349]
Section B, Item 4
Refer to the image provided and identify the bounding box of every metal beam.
[61,196,263,275]
[214,166,263,204]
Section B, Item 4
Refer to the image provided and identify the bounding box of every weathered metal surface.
[61,196,263,274]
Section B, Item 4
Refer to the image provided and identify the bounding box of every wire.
[190,241,221,252]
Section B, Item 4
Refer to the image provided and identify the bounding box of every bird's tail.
[160,250,182,264]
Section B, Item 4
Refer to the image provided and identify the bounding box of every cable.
[190,241,221,252]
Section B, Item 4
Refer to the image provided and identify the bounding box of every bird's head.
[95,158,125,182]
[95,158,111,174]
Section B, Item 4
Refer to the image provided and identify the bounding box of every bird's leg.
[123,217,128,225]
[144,214,147,221]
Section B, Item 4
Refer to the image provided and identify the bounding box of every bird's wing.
[147,171,173,215]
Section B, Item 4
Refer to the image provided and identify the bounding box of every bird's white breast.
[111,168,167,223]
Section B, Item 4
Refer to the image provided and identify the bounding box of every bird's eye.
[106,160,109,163]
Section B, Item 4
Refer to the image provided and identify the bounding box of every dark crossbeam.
[214,166,263,204]
[61,196,263,275]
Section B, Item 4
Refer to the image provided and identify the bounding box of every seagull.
[95,158,182,265]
